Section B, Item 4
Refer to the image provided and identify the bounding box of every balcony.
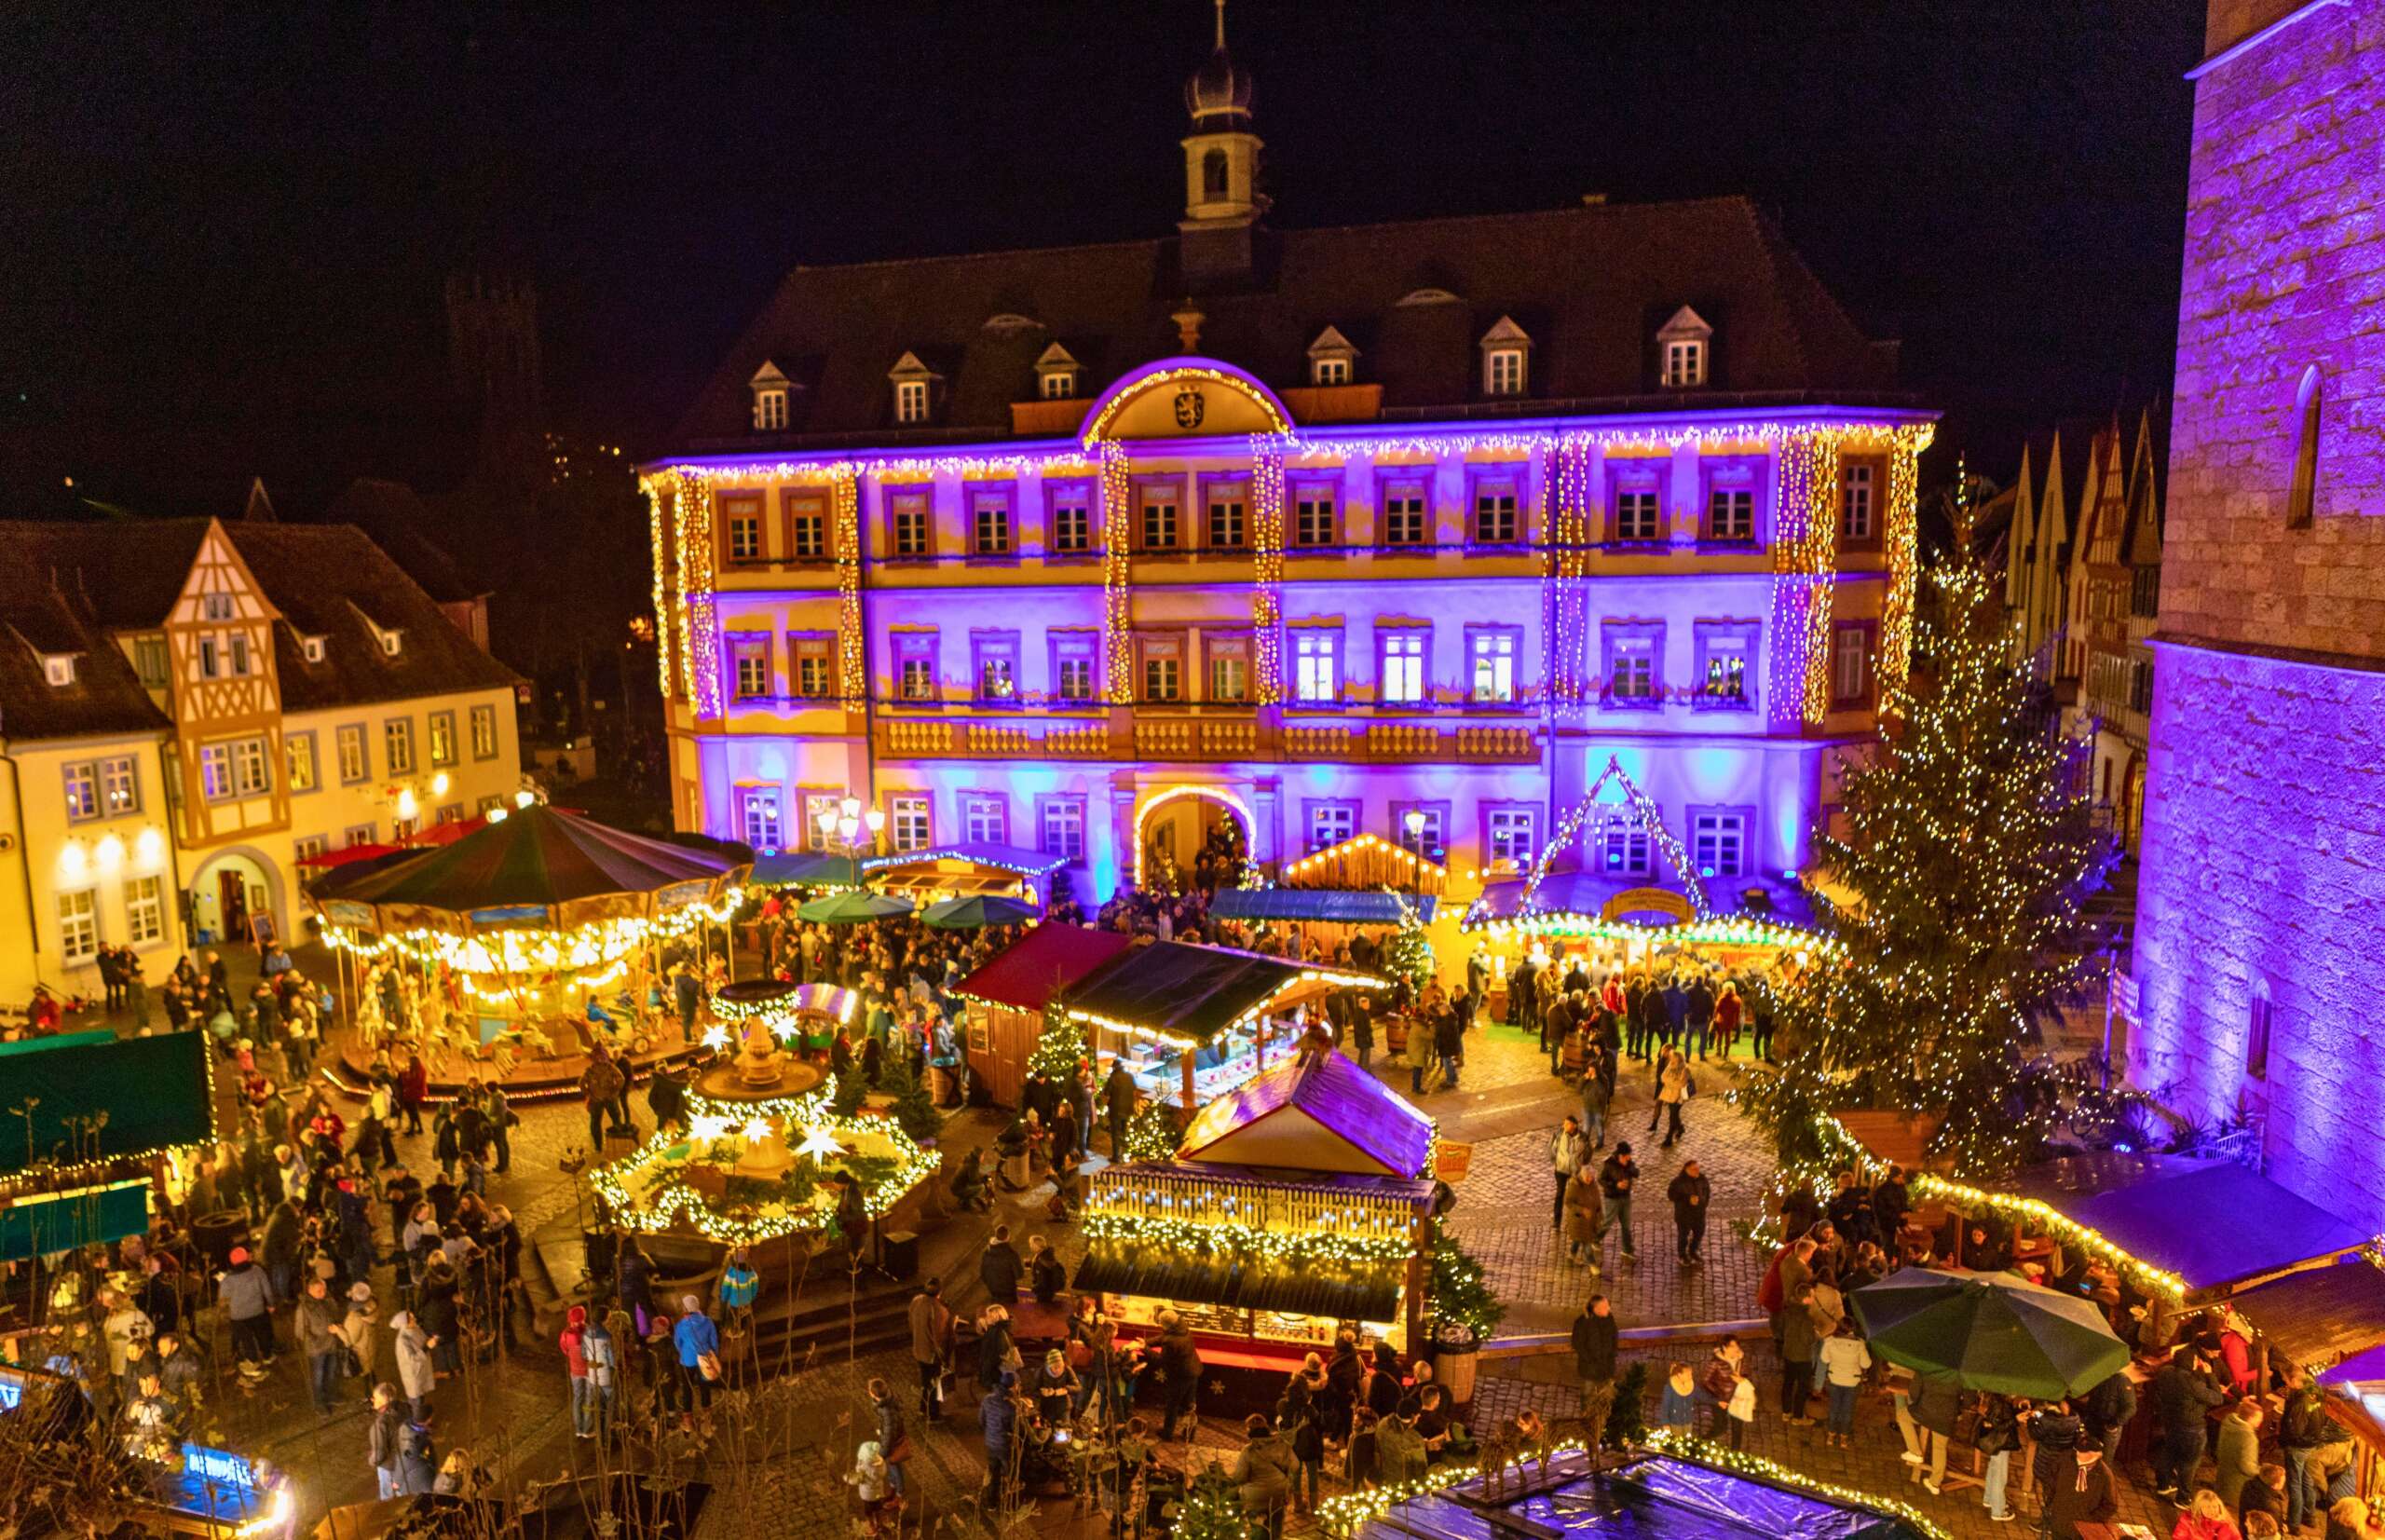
[871,707,1541,765]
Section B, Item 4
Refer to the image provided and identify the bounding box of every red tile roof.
[953,923,1134,1013]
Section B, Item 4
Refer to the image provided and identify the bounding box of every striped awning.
[1073,1240,1404,1323]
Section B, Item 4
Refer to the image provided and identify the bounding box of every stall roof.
[1210,888,1436,925]
[0,1029,213,1175]
[953,923,1134,1013]
[2228,1259,2385,1371]
[1075,1239,1404,1323]
[861,841,1068,893]
[1057,941,1383,1047]
[1464,870,1822,934]
[1997,1153,2368,1295]
[749,851,863,888]
[1178,1050,1437,1179]
[1359,1449,1931,1540]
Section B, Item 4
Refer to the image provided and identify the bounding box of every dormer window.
[1479,316,1532,398]
[302,635,326,664]
[1657,306,1714,389]
[749,361,792,432]
[201,593,235,622]
[43,654,75,688]
[1033,342,1079,402]
[889,350,937,426]
[1306,325,1358,387]
[379,630,403,658]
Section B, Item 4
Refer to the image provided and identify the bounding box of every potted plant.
[1426,1233,1504,1405]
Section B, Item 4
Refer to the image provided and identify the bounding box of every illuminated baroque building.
[646,14,1934,920]
[2132,1,2385,1223]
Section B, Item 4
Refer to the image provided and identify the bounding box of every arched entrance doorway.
[188,847,285,951]
[2122,756,2147,852]
[1133,785,1252,894]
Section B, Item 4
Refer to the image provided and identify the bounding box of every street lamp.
[1402,810,1427,894]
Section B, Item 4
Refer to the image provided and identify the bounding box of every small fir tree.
[1120,1098,1183,1162]
[1604,1362,1652,1450]
[1740,521,2118,1180]
[1382,893,1438,991]
[1173,1463,1247,1540]
[880,1056,942,1143]
[1426,1233,1506,1342]
[1028,993,1087,1083]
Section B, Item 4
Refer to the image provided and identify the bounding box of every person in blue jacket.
[672,1293,721,1424]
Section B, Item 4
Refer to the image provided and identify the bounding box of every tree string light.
[1250,432,1288,703]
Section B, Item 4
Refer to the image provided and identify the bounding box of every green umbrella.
[920,894,1039,930]
[796,890,915,924]
[1850,1266,2130,1398]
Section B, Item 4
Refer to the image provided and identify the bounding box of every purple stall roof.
[1179,1049,1436,1179]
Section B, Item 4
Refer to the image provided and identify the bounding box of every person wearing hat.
[1032,1346,1080,1428]
[340,1280,380,1381]
[716,1248,760,1335]
[2044,1434,2119,1540]
[218,1246,275,1371]
[388,1308,434,1422]
[1233,1411,1297,1539]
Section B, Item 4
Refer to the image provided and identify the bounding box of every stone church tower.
[2131,0,2384,1222]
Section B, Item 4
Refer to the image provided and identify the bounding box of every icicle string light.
[1098,439,1134,702]
[1250,432,1289,702]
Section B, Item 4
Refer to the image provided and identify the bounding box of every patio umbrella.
[1851,1267,2130,1398]
[920,894,1039,930]
[797,890,915,924]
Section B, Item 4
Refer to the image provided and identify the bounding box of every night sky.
[2,1,2202,519]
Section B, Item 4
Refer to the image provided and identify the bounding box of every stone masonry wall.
[2161,0,2382,662]
[2132,644,2385,1230]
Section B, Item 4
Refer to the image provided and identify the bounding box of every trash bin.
[1431,1326,1479,1406]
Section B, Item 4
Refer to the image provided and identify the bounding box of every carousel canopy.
[1210,888,1436,925]
[1056,941,1383,1048]
[312,804,734,911]
[953,922,1133,1012]
[1178,1050,1436,1178]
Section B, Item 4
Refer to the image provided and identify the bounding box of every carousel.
[307,797,748,1101]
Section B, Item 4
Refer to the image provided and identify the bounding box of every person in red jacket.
[398,1054,429,1135]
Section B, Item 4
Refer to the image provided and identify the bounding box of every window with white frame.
[894,378,930,424]
[895,634,939,702]
[1040,368,1075,400]
[1832,623,1873,707]
[100,755,138,814]
[1052,634,1097,702]
[1293,630,1341,703]
[284,735,316,793]
[385,717,415,774]
[229,634,252,676]
[1138,484,1179,551]
[1485,348,1525,397]
[429,710,457,767]
[198,744,235,801]
[1380,631,1426,705]
[754,386,787,431]
[801,793,838,852]
[1381,484,1428,547]
[889,490,931,559]
[731,637,771,700]
[1691,811,1747,879]
[344,823,376,848]
[1663,338,1707,388]
[1469,628,1519,703]
[1604,629,1661,705]
[1598,821,1653,876]
[294,834,328,863]
[1041,797,1085,862]
[1708,486,1754,543]
[791,636,836,699]
[470,704,497,759]
[1205,483,1247,550]
[198,638,219,679]
[337,724,367,784]
[785,492,829,560]
[118,875,161,946]
[1207,635,1250,703]
[232,736,269,796]
[962,795,1007,845]
[1050,488,1092,554]
[1293,485,1336,547]
[1313,355,1350,386]
[1140,635,1182,702]
[201,593,234,622]
[1840,463,1876,542]
[1695,622,1758,709]
[437,802,464,825]
[1395,804,1445,862]
[1614,486,1663,542]
[58,888,98,963]
[971,491,1012,556]
[62,761,98,821]
[1486,807,1538,865]
[1473,483,1520,544]
[1307,801,1357,852]
[736,786,784,851]
[974,633,1020,702]
[890,795,931,852]
[726,498,764,562]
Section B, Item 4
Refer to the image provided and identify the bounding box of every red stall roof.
[953,923,1134,1013]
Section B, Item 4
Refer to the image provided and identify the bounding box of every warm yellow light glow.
[689,1113,731,1142]
[740,1116,771,1143]
[486,806,509,823]
[431,771,451,797]
[57,843,87,882]
[396,787,418,820]
[95,834,124,871]
[135,827,164,865]
[701,1024,729,1052]
[515,788,537,809]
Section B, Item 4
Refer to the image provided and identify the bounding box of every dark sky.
[1,1,2201,518]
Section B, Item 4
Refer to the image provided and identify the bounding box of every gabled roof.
[0,523,179,742]
[320,478,490,606]
[1177,1050,1436,1178]
[1056,940,1381,1046]
[952,922,1134,1013]
[671,196,1903,448]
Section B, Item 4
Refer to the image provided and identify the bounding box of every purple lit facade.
[644,19,1932,923]
[2131,1,2385,1226]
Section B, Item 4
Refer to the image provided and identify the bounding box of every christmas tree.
[1741,521,2118,1180]
[880,1056,942,1143]
[1027,991,1086,1083]
[1172,1463,1247,1540]
[1382,893,1438,991]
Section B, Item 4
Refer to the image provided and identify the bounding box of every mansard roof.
[673,195,1905,450]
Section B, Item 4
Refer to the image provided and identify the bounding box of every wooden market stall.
[1051,940,1386,1111]
[859,841,1070,906]
[1074,1048,1438,1408]
[949,923,1134,1107]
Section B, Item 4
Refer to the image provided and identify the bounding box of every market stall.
[950,923,1134,1108]
[859,841,1069,906]
[1074,1048,1438,1404]
[309,800,747,1100]
[1050,940,1385,1111]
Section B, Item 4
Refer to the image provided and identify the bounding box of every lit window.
[1841,464,1876,542]
[803,794,839,852]
[1708,487,1754,543]
[1040,369,1075,401]
[1381,486,1427,547]
[44,654,75,687]
[1663,339,1706,388]
[1042,798,1085,862]
[728,509,764,562]
[1381,632,1425,704]
[1614,489,1662,543]
[1293,631,1340,703]
[2288,365,2322,529]
[732,640,771,700]
[385,717,415,774]
[101,755,139,814]
[972,493,1012,556]
[900,658,935,702]
[1600,824,1652,876]
[1488,808,1537,865]
[1051,493,1092,554]
[57,889,98,964]
[63,761,98,820]
[301,636,325,664]
[379,630,402,657]
[786,495,829,560]
[890,795,931,852]
[1396,805,1444,861]
[1055,644,1096,702]
[1206,484,1247,550]
[470,705,497,759]
[1294,489,1336,547]
[734,786,781,850]
[754,387,787,431]
[1142,638,1181,702]
[1470,630,1517,703]
[1209,643,1249,703]
[894,378,930,424]
[429,711,457,767]
[284,736,317,793]
[890,492,931,558]
[793,638,837,699]
[337,725,367,784]
[1313,355,1350,386]
[1700,640,1750,706]
[1485,348,1525,397]
[976,635,1019,702]
[1607,634,1659,705]
[198,744,234,800]
[1308,803,1356,852]
[963,796,1007,845]
[1692,812,1747,879]
[232,737,270,796]
[1832,624,1872,706]
[2246,993,2272,1080]
[1138,489,1179,552]
[124,876,163,946]
[1474,486,1520,544]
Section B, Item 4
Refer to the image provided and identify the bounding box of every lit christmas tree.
[1742,519,2118,1180]
[1027,993,1087,1083]
[1172,1463,1247,1540]
[1381,892,1438,991]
